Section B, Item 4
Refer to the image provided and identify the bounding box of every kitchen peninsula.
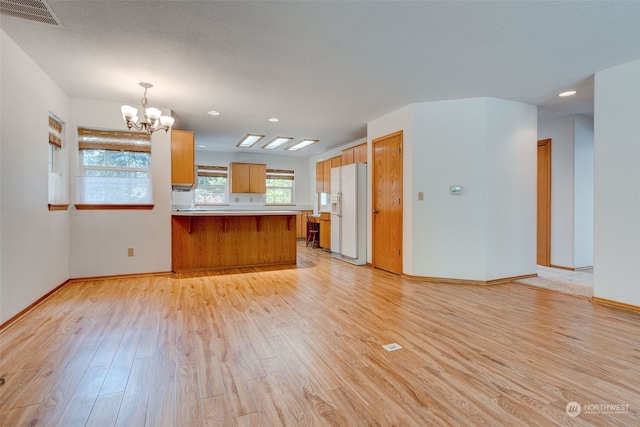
[172,210,298,272]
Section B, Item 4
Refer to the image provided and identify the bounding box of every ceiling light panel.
[262,136,293,150]
[236,134,265,148]
[286,139,318,151]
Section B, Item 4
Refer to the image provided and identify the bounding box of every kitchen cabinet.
[296,210,313,239]
[323,160,332,193]
[341,142,367,165]
[315,161,325,193]
[171,130,195,187]
[229,162,266,193]
[316,156,342,193]
[319,212,331,250]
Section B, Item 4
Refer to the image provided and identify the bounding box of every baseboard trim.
[402,273,537,286]
[0,279,71,332]
[549,264,594,272]
[591,297,640,312]
[70,271,173,282]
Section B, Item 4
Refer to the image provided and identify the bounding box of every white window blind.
[77,127,152,204]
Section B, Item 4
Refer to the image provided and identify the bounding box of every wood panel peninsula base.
[172,211,298,272]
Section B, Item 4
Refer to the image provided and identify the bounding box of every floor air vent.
[0,0,62,26]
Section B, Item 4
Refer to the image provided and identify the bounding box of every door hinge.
[398,198,401,205]
[398,146,402,154]
[398,249,401,256]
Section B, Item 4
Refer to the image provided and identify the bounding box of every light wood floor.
[1,243,639,426]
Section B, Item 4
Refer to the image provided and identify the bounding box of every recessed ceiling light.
[208,110,221,116]
[268,117,279,122]
[286,139,319,151]
[559,90,577,97]
[262,136,293,150]
[236,134,265,148]
[198,145,206,148]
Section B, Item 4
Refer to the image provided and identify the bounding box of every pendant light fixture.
[121,82,175,134]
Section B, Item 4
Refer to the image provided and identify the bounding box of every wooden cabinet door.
[249,163,266,193]
[316,162,324,193]
[330,156,342,168]
[354,143,368,163]
[323,160,331,193]
[319,213,331,249]
[171,130,195,186]
[230,163,266,193]
[342,149,354,165]
[230,163,251,193]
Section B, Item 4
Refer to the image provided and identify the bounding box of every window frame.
[75,127,154,209]
[194,165,229,206]
[265,168,295,205]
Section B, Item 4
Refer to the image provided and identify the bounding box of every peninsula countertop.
[172,209,298,217]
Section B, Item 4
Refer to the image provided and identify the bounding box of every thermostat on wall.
[450,185,463,195]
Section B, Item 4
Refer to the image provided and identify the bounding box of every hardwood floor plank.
[2,242,640,425]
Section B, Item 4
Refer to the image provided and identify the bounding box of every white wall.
[538,117,575,267]
[538,115,594,269]
[193,151,313,210]
[574,115,594,268]
[594,58,640,306]
[1,30,71,324]
[69,98,172,278]
[484,98,538,280]
[367,98,537,281]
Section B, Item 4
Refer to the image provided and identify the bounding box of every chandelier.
[120,82,175,134]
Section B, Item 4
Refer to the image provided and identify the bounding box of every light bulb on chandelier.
[121,82,175,134]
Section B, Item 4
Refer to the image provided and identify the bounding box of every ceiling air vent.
[0,0,62,26]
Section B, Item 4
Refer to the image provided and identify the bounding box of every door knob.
[373,209,379,214]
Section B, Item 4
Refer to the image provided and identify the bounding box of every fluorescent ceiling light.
[208,110,221,116]
[236,134,265,148]
[559,90,577,97]
[262,136,293,150]
[286,139,318,151]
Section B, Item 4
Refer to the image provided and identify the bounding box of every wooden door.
[537,139,551,266]
[372,131,403,274]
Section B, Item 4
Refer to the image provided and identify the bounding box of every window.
[195,165,228,205]
[77,127,152,205]
[48,114,66,207]
[266,169,295,204]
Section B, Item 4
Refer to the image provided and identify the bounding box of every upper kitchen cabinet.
[229,162,267,193]
[342,142,367,165]
[171,130,195,188]
[316,156,341,193]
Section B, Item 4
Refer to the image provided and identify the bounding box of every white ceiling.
[2,1,639,156]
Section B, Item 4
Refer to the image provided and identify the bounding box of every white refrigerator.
[330,163,367,265]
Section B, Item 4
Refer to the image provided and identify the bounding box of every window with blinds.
[195,165,228,205]
[266,169,295,204]
[48,114,65,204]
[77,127,152,204]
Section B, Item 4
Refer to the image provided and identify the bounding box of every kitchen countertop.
[172,210,298,217]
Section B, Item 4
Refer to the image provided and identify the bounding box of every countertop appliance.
[330,163,367,265]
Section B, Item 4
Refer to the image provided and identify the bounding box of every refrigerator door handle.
[337,193,342,217]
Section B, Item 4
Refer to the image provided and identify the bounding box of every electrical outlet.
[234,197,240,203]
[250,197,253,203]
[128,247,134,257]
[418,192,424,201]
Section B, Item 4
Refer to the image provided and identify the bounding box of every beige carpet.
[516,265,594,298]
